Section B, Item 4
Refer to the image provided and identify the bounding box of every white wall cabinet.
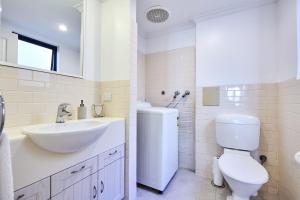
[14,144,125,200]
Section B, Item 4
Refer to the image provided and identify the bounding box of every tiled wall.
[145,46,196,170]
[0,64,132,128]
[0,65,102,128]
[196,83,279,199]
[278,78,300,200]
[0,64,136,199]
[100,81,130,118]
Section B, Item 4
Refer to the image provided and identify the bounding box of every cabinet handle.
[93,185,97,199]
[109,150,118,156]
[16,194,25,200]
[0,96,5,136]
[100,180,105,193]
[70,165,85,174]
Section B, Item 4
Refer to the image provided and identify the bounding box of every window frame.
[14,33,58,71]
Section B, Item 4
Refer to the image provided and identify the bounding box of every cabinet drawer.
[99,144,125,168]
[14,177,50,200]
[51,173,98,200]
[51,156,97,197]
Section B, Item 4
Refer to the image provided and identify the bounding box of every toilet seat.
[218,150,269,185]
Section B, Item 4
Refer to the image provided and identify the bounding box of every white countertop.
[5,117,126,191]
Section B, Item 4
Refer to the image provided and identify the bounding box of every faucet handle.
[58,103,71,109]
[56,103,72,123]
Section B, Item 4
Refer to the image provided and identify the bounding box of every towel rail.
[0,95,5,136]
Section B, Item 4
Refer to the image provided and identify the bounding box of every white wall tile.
[196,83,279,196]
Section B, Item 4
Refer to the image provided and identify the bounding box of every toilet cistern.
[215,114,269,200]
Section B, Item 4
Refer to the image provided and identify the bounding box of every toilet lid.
[218,153,269,185]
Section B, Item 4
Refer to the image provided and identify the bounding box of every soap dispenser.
[78,100,87,119]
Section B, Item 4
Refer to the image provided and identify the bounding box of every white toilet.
[215,114,269,200]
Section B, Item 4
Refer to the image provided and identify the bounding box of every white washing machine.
[137,101,179,192]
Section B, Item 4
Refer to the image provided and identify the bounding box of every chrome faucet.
[56,103,72,123]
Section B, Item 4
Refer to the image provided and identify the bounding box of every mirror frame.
[0,0,86,79]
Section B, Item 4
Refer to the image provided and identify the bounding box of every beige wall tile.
[0,64,102,128]
[145,46,196,170]
[278,78,300,200]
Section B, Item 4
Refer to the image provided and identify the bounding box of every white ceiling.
[137,0,277,37]
[1,0,81,50]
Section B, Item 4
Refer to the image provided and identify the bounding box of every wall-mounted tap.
[173,91,181,99]
[56,103,72,123]
[182,90,191,98]
[166,91,181,107]
[172,90,191,108]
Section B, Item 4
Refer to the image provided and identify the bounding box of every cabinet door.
[14,178,50,200]
[51,173,98,200]
[51,157,97,197]
[104,158,124,200]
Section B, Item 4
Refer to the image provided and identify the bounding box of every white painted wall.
[277,0,298,81]
[137,33,146,101]
[196,4,278,86]
[138,34,146,54]
[98,1,137,200]
[145,28,196,54]
[99,0,131,81]
[137,51,145,101]
[82,0,101,81]
[298,0,300,79]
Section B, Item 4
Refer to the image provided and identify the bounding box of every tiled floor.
[137,169,278,200]
[137,169,229,200]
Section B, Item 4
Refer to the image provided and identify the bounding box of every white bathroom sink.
[23,120,110,153]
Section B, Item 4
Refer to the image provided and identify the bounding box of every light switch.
[102,92,112,102]
[203,87,220,106]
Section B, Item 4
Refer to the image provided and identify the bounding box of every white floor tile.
[137,169,276,200]
[137,169,226,200]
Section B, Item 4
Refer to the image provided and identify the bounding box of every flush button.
[203,87,220,106]
[102,92,112,102]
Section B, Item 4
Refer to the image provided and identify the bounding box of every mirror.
[0,0,84,77]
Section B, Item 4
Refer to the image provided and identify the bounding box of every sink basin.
[23,120,110,153]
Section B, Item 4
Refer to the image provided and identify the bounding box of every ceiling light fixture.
[58,24,68,32]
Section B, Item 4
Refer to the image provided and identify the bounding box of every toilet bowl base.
[226,195,233,200]
[227,194,249,200]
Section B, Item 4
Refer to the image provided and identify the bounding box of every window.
[16,33,57,71]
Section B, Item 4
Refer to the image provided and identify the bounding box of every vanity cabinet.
[51,157,98,197]
[98,145,125,200]
[14,178,50,200]
[51,156,98,200]
[14,144,125,200]
[51,173,98,200]
[102,158,125,200]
